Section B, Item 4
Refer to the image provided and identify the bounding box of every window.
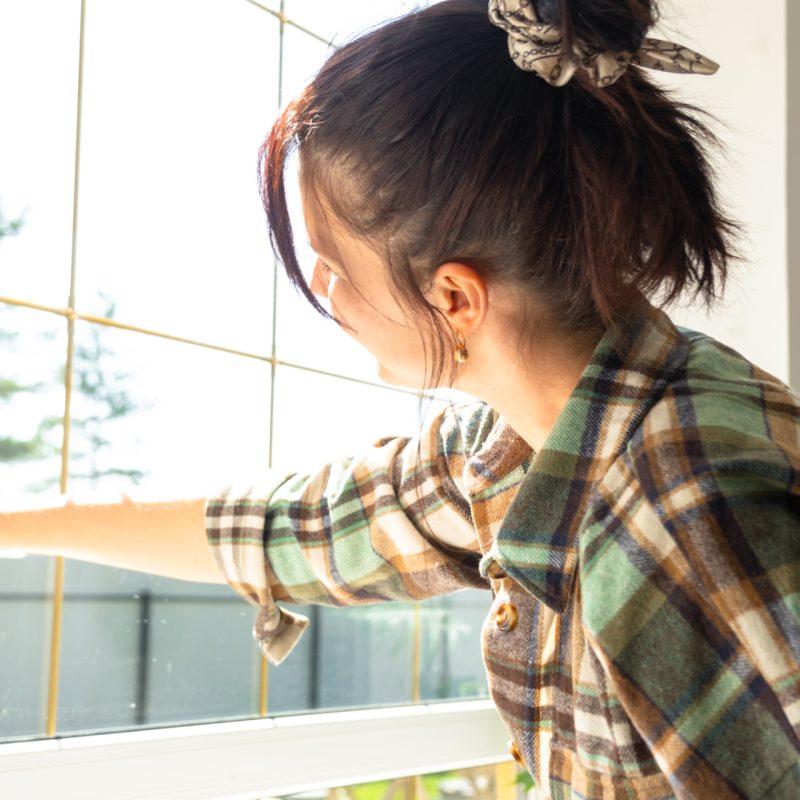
[0,0,495,749]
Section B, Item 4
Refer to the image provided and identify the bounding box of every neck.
[457,325,601,453]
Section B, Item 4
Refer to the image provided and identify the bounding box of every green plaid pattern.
[206,305,800,798]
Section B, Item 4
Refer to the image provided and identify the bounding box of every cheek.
[327,276,424,358]
[326,278,356,322]
[328,283,392,345]
[327,281,382,342]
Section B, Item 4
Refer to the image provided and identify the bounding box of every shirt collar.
[481,304,690,612]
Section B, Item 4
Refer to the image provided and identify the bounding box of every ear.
[426,262,489,334]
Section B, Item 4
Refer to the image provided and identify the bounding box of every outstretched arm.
[0,492,225,584]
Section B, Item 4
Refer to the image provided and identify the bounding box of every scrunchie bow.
[488,0,719,87]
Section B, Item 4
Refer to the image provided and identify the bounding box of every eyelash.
[318,259,341,283]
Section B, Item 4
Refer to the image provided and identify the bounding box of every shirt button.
[508,739,525,767]
[486,561,508,580]
[495,602,518,632]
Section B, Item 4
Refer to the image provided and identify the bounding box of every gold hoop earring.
[453,332,469,364]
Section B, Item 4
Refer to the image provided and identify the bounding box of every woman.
[4,0,799,796]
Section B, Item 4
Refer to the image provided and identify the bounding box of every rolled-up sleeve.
[205,402,498,664]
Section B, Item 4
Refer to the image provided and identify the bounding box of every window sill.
[0,699,511,800]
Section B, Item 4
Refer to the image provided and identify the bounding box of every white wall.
[652,0,789,383]
[788,1,800,390]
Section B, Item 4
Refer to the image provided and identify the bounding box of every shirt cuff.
[205,477,309,665]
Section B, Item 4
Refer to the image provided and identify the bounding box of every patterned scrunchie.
[488,0,719,87]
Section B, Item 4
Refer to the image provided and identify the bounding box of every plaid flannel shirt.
[206,305,800,799]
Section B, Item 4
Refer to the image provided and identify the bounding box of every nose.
[309,259,329,298]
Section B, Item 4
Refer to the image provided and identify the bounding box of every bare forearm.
[0,493,225,584]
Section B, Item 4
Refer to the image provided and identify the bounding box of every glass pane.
[268,601,416,714]
[75,0,279,353]
[66,320,271,496]
[268,592,491,716]
[0,556,55,740]
[52,321,271,734]
[280,23,331,102]
[270,364,421,470]
[0,0,79,307]
[419,591,490,702]
[0,304,66,494]
[0,304,67,740]
[57,565,259,733]
[284,0,431,46]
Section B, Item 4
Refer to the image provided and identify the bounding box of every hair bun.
[534,0,656,53]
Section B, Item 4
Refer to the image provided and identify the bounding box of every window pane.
[268,602,416,714]
[0,0,79,307]
[0,306,67,740]
[281,24,330,102]
[0,305,65,494]
[268,591,492,716]
[0,556,55,740]
[75,0,279,353]
[284,0,430,45]
[66,320,271,495]
[56,565,259,734]
[419,591,490,702]
[53,322,272,734]
[270,364,421,469]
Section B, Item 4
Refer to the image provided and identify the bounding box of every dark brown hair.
[260,0,737,387]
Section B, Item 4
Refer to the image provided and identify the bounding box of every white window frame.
[0,699,512,800]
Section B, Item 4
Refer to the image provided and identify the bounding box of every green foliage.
[0,376,39,399]
[0,203,145,489]
[67,303,145,486]
[0,208,24,240]
[514,770,536,791]
[0,433,48,462]
[0,205,55,469]
[346,772,459,800]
